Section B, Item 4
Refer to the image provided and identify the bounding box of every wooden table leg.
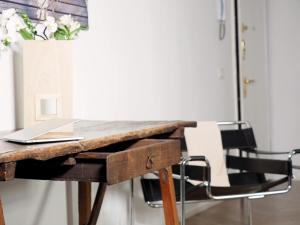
[159,167,179,225]
[87,183,107,225]
[78,182,92,225]
[0,198,5,225]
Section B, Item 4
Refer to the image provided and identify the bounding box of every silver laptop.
[2,119,84,144]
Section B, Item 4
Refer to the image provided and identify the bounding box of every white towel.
[184,121,230,187]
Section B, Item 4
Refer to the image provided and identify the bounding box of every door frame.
[232,0,272,149]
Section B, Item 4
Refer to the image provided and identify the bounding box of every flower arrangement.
[0,8,86,51]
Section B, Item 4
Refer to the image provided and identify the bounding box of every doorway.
[234,0,271,149]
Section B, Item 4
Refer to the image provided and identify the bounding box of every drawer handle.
[146,155,154,169]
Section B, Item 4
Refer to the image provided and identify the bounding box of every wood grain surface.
[13,139,181,184]
[106,139,181,184]
[159,167,179,225]
[0,120,196,163]
[86,183,107,225]
[0,198,4,225]
[78,182,91,225]
[0,162,16,181]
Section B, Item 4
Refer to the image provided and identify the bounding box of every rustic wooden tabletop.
[0,120,196,163]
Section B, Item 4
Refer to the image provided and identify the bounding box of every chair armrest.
[234,148,290,155]
[290,149,300,155]
[180,156,209,182]
[289,149,300,170]
[173,163,208,181]
[252,149,290,155]
[241,149,300,169]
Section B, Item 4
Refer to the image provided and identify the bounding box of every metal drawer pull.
[146,154,154,169]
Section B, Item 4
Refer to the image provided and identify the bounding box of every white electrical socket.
[40,98,57,115]
[35,94,62,121]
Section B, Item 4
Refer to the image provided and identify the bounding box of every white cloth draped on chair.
[184,121,230,187]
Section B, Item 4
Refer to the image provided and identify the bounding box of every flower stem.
[43,27,49,40]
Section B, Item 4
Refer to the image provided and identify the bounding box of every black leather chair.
[140,121,300,225]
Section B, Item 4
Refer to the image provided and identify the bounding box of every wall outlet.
[35,94,62,121]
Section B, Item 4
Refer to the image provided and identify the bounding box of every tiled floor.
[187,182,300,225]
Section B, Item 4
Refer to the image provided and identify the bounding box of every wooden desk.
[0,120,195,225]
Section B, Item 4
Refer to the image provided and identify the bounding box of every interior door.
[238,0,270,149]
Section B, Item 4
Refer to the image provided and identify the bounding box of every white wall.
[0,0,237,224]
[73,0,236,121]
[267,0,300,153]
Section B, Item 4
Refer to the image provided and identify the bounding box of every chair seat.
[140,172,288,202]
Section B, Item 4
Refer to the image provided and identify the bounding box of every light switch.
[35,94,61,120]
[40,98,57,115]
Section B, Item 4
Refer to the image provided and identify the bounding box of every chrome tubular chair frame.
[179,149,300,225]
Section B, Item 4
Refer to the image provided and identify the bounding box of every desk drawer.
[13,139,181,184]
[106,139,180,185]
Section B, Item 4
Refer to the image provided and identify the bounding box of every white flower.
[0,41,7,51]
[0,27,6,39]
[44,16,57,33]
[6,31,18,43]
[35,23,46,34]
[34,17,58,39]
[2,8,16,20]
[59,14,73,27]
[35,23,47,40]
[0,18,18,47]
[6,14,26,32]
[57,14,83,39]
[0,15,4,27]
[70,21,80,32]
[0,9,84,44]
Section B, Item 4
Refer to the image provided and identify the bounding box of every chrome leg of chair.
[129,179,134,225]
[180,162,186,225]
[240,198,246,221]
[241,198,253,225]
[247,199,253,225]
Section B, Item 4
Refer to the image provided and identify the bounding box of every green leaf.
[19,29,34,40]
[3,39,11,47]
[54,33,66,40]
[80,25,88,31]
[18,12,35,33]
[54,30,67,40]
[64,25,71,40]
[54,27,70,40]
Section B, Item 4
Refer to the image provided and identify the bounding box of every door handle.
[241,40,246,60]
[241,23,248,33]
[244,78,256,85]
[243,78,256,98]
